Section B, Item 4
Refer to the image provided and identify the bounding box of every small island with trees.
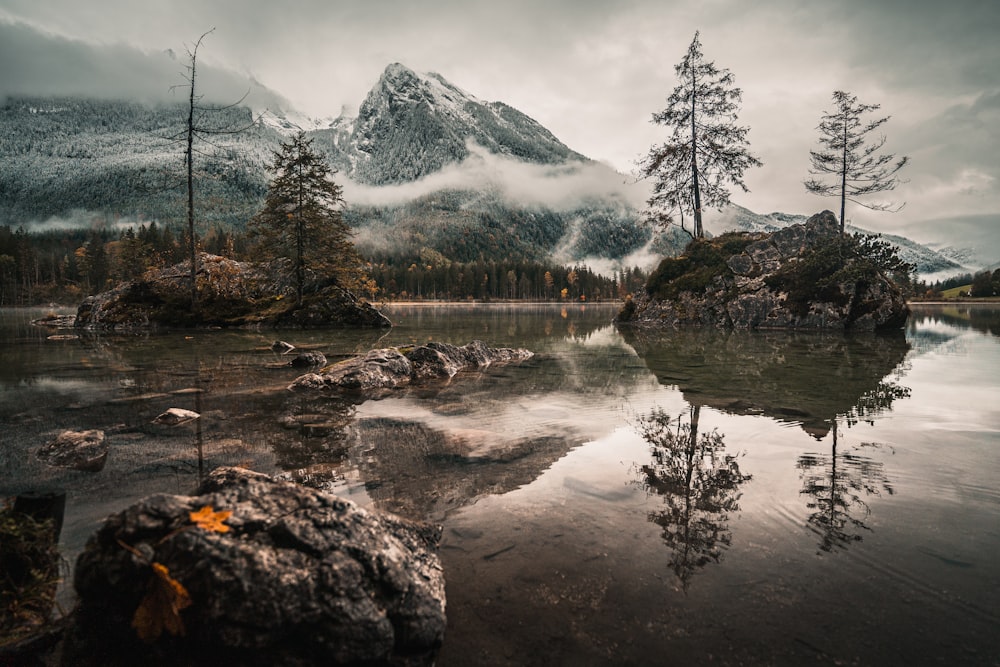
[620,32,915,330]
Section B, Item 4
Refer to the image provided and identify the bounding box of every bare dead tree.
[168,28,261,309]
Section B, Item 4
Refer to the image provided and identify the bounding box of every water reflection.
[909,304,1000,338]
[620,328,911,437]
[633,405,752,589]
[797,424,893,552]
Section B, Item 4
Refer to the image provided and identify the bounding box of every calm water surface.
[1,303,998,665]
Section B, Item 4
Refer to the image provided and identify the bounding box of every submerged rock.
[616,211,910,331]
[66,467,445,667]
[37,429,107,472]
[288,341,533,392]
[290,350,328,368]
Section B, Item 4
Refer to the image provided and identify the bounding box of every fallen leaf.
[189,505,232,533]
[132,562,192,642]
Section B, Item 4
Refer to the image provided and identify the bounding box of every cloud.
[0,19,293,112]
[342,141,649,211]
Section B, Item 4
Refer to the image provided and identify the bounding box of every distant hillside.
[0,64,672,267]
[0,97,279,227]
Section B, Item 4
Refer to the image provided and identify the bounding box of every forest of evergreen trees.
[0,222,646,306]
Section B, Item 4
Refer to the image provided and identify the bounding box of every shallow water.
[2,303,998,665]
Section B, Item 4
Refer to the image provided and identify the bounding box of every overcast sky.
[1,0,998,251]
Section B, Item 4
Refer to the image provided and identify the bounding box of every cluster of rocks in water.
[19,340,535,665]
[18,212,913,663]
[289,340,534,393]
[616,211,910,331]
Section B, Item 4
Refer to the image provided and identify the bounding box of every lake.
[2,303,998,665]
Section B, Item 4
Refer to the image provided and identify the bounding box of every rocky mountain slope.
[311,63,587,185]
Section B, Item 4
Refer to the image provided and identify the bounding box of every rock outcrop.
[616,211,910,331]
[74,254,391,330]
[289,340,533,393]
[36,429,108,472]
[66,467,445,667]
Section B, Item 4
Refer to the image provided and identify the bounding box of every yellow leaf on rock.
[132,562,192,642]
[189,505,232,533]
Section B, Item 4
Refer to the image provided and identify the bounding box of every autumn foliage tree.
[640,31,762,239]
[804,90,909,233]
[249,132,368,301]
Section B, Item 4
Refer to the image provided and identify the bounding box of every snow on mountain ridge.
[310,62,588,186]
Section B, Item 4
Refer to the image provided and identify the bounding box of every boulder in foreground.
[616,211,910,331]
[66,467,445,666]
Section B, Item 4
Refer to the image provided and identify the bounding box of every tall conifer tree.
[249,132,367,301]
[640,31,761,239]
[804,90,909,233]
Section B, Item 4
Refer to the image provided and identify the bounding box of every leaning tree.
[248,132,367,302]
[639,31,761,239]
[804,90,909,233]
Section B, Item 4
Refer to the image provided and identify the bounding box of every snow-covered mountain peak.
[315,62,587,186]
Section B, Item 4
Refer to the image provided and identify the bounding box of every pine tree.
[804,91,909,233]
[640,31,761,239]
[249,132,367,301]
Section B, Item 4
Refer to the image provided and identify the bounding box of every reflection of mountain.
[620,328,911,437]
[344,416,582,521]
[633,406,751,589]
[798,424,893,552]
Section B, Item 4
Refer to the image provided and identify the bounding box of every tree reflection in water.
[797,376,907,552]
[634,405,752,589]
[797,424,894,552]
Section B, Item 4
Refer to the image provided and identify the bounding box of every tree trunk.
[187,45,198,309]
[839,121,848,234]
[690,72,703,239]
[296,156,305,302]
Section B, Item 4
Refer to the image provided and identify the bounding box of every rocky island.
[616,211,910,331]
[73,253,391,330]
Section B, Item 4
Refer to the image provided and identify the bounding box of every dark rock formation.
[616,211,910,331]
[288,340,533,393]
[290,350,328,368]
[37,429,108,472]
[66,467,445,667]
[74,253,391,330]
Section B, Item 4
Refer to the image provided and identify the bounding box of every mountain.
[0,97,280,227]
[0,63,968,276]
[705,205,966,276]
[310,63,588,185]
[0,63,664,265]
